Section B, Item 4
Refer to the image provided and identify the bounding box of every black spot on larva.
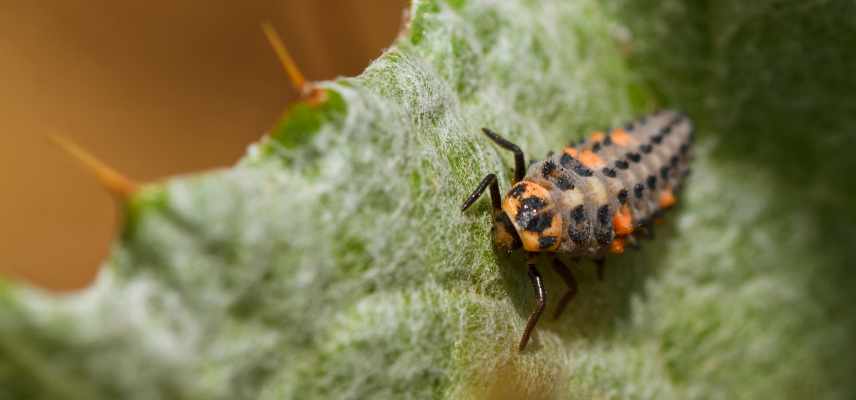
[618,189,628,204]
[509,184,526,198]
[542,160,556,177]
[555,176,574,190]
[647,175,657,189]
[660,166,670,179]
[670,156,679,167]
[640,144,652,154]
[519,196,546,212]
[597,205,610,225]
[603,136,613,146]
[596,229,612,246]
[538,236,557,249]
[652,134,663,144]
[560,153,574,168]
[680,143,690,155]
[602,167,617,178]
[627,152,641,163]
[592,142,602,153]
[634,183,644,198]
[517,197,552,232]
[573,164,593,177]
[572,205,585,222]
[569,227,587,243]
[661,126,672,135]
[615,160,629,170]
[624,122,634,131]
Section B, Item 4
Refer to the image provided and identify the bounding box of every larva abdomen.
[525,109,693,257]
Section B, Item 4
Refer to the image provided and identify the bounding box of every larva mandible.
[461,110,693,351]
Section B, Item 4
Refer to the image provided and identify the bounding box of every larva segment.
[518,109,692,257]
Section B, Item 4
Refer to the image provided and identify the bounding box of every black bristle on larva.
[602,167,617,178]
[634,183,644,198]
[572,163,593,177]
[618,189,628,204]
[572,205,585,222]
[627,152,641,163]
[555,176,574,190]
[542,160,556,177]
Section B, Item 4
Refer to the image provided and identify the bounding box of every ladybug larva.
[462,110,693,351]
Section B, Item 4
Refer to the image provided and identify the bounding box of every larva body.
[505,110,693,256]
[462,109,693,351]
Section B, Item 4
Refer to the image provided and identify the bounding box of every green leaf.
[2,0,854,399]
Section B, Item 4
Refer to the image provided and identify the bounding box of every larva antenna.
[261,21,324,103]
[49,135,137,200]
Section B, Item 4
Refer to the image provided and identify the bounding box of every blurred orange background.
[0,1,407,291]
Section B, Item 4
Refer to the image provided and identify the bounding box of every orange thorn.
[49,135,137,200]
[261,21,326,105]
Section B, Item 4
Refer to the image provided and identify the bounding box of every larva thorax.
[495,110,693,257]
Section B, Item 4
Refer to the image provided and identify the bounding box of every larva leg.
[481,128,526,183]
[551,258,578,320]
[460,173,501,212]
[594,257,606,281]
[519,258,546,352]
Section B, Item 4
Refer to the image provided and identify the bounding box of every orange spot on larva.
[609,238,625,254]
[563,147,578,157]
[589,131,605,142]
[578,149,605,168]
[658,189,677,209]
[610,128,634,147]
[612,206,633,236]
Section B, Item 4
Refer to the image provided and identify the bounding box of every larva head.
[500,181,563,252]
